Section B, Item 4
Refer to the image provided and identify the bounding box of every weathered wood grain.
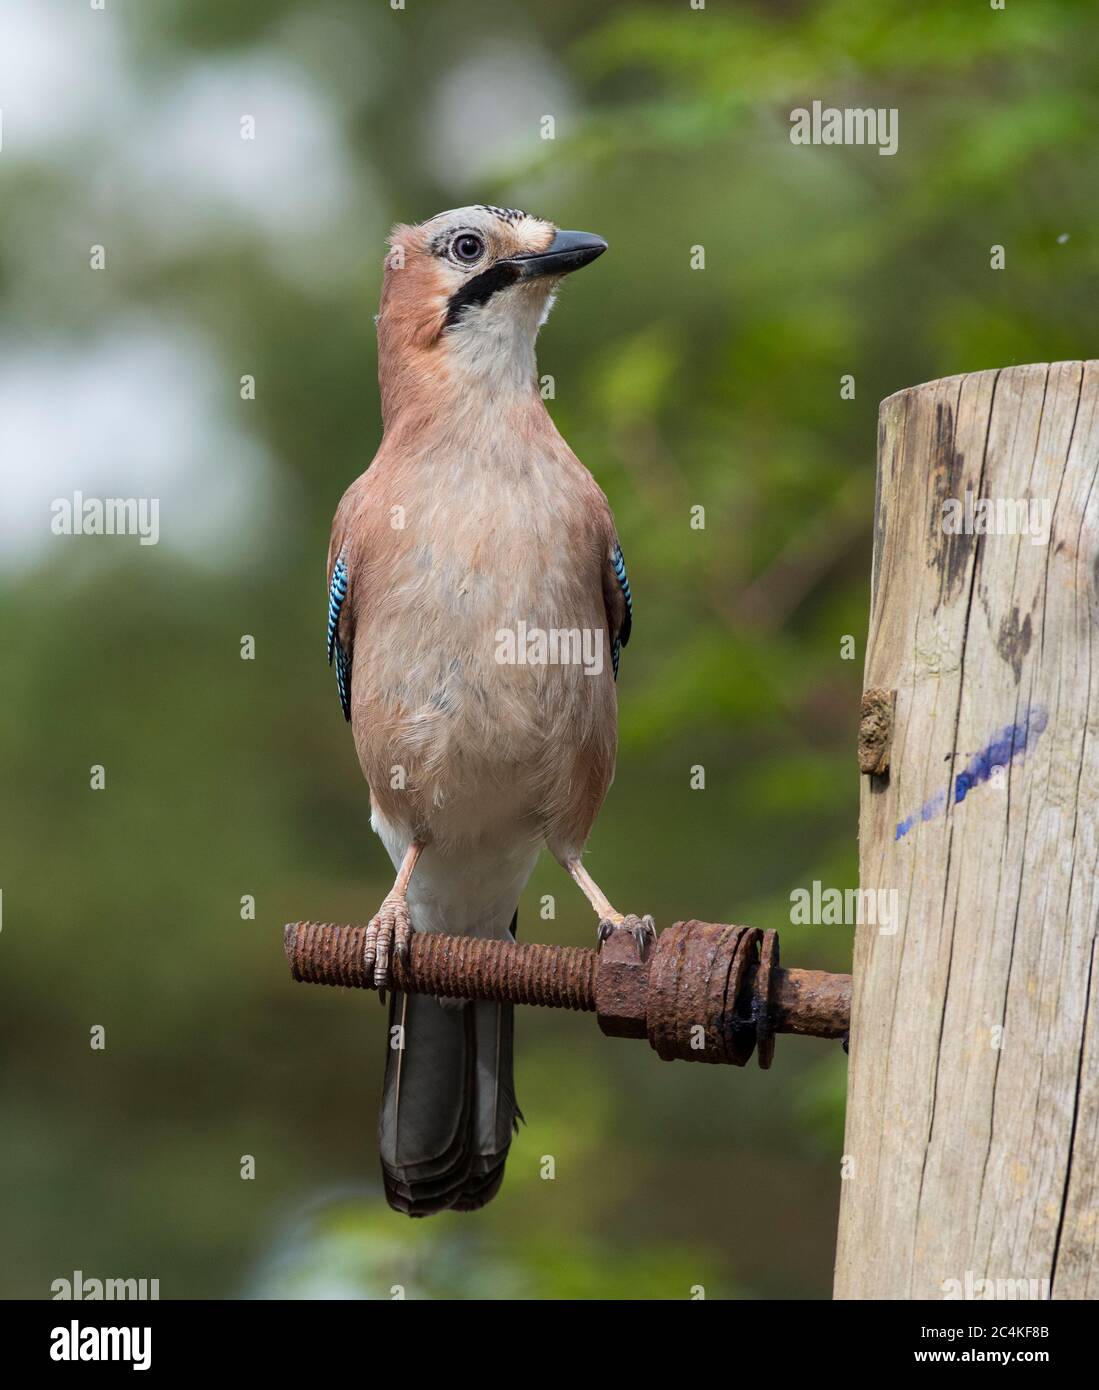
[834,363,1099,1300]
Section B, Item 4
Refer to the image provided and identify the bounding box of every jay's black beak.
[510,230,608,278]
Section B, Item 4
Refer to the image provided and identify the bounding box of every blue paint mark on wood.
[895,705,1048,840]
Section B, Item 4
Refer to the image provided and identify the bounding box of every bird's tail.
[378,915,520,1216]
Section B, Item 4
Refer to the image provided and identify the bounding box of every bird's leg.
[566,857,622,923]
[364,839,425,996]
[564,857,655,959]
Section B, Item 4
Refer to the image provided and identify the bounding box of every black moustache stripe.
[443,261,523,329]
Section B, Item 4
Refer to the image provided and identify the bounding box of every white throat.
[446,284,558,399]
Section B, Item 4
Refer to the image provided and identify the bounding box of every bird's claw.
[629,914,657,958]
[363,895,414,998]
[596,913,656,960]
[596,918,617,949]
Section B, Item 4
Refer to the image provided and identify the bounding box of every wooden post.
[834,363,1099,1300]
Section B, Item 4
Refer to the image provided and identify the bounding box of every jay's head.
[376,205,606,412]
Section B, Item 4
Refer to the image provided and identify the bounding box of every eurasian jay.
[326,205,649,1216]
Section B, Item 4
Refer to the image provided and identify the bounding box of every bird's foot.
[597,913,656,960]
[363,894,413,999]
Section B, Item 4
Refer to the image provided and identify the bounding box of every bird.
[325,204,651,1216]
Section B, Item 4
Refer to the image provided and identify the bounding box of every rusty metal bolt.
[858,686,896,775]
[284,919,851,1068]
[284,922,596,1010]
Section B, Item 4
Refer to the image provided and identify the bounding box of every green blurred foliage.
[2,0,1095,1298]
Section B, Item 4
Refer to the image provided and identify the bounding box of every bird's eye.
[452,233,484,263]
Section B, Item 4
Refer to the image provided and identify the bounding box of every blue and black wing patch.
[610,543,632,680]
[334,644,351,723]
[327,552,352,721]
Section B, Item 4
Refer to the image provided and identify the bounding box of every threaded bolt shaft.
[284,921,597,1011]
